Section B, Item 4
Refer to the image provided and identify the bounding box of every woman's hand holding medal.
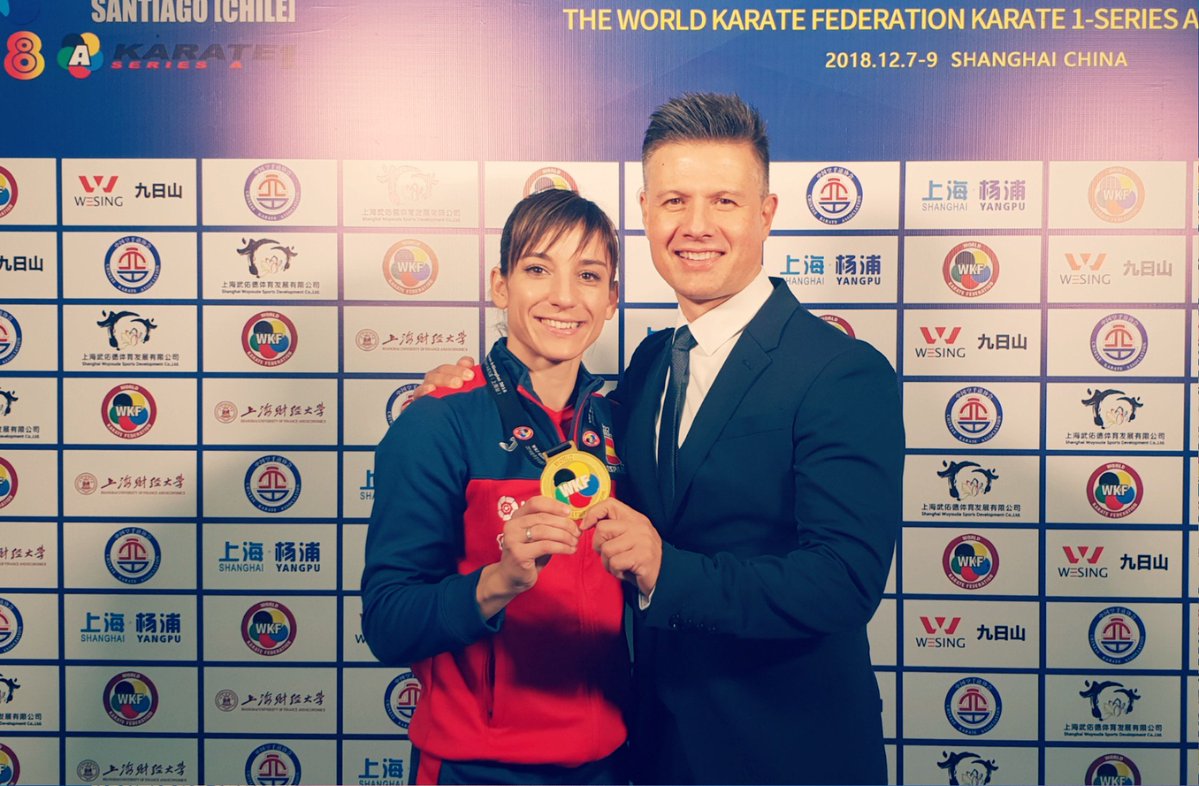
[476,496,579,619]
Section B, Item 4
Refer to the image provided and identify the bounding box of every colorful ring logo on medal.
[104,235,160,294]
[384,671,422,729]
[386,383,420,424]
[0,308,22,366]
[523,167,578,196]
[245,163,301,222]
[242,311,298,367]
[245,742,301,786]
[0,165,18,219]
[0,457,16,510]
[1090,313,1147,372]
[1089,606,1146,665]
[1089,166,1144,223]
[513,426,534,441]
[101,383,157,439]
[244,454,301,513]
[553,461,603,508]
[582,430,600,448]
[0,597,22,654]
[819,314,856,338]
[806,166,862,225]
[0,743,19,786]
[241,600,297,657]
[944,676,1002,736]
[57,32,104,78]
[382,239,438,296]
[104,526,161,585]
[943,241,998,298]
[1085,753,1141,786]
[104,671,158,727]
[1087,462,1142,519]
[942,533,999,590]
[4,31,44,80]
[945,386,1002,444]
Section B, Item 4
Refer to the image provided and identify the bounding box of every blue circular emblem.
[0,597,23,655]
[384,671,422,729]
[945,386,1003,444]
[104,235,161,294]
[104,526,161,585]
[245,162,301,222]
[1088,605,1146,665]
[0,308,22,366]
[386,383,420,425]
[244,454,302,514]
[245,742,301,786]
[944,676,1002,735]
[1089,312,1147,372]
[806,166,863,225]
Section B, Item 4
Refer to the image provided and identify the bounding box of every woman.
[361,188,627,785]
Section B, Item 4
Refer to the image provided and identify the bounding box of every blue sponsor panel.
[0,593,57,659]
[904,161,1044,231]
[0,664,60,732]
[1044,455,1182,526]
[61,159,197,227]
[903,672,1037,741]
[201,160,337,228]
[481,161,619,230]
[902,744,1038,786]
[201,595,336,663]
[1043,674,1180,744]
[903,382,1040,451]
[201,523,336,591]
[903,234,1041,305]
[0,159,58,225]
[203,738,335,786]
[0,520,56,588]
[902,528,1038,597]
[65,666,196,733]
[61,450,197,518]
[200,377,338,446]
[0,231,58,298]
[340,739,413,786]
[64,594,197,661]
[1044,530,1181,598]
[903,600,1040,669]
[203,666,337,735]
[201,231,339,301]
[202,450,336,519]
[342,159,480,229]
[62,523,196,591]
[1046,602,1181,670]
[66,736,198,786]
[1044,747,1179,786]
[1047,161,1187,230]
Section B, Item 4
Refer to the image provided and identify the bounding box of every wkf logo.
[245,454,302,513]
[1089,606,1146,665]
[806,166,862,225]
[0,456,17,510]
[384,671,422,729]
[0,743,19,786]
[0,308,23,366]
[1090,313,1147,372]
[1084,753,1141,785]
[101,383,157,439]
[943,676,1002,735]
[245,163,301,221]
[382,239,438,296]
[104,671,158,727]
[241,600,298,657]
[942,533,999,590]
[523,166,578,196]
[0,598,23,654]
[942,241,998,298]
[0,165,18,220]
[1088,166,1144,223]
[245,742,302,786]
[1087,462,1142,519]
[945,386,1003,444]
[818,314,855,338]
[104,527,161,585]
[104,236,161,294]
[242,311,298,368]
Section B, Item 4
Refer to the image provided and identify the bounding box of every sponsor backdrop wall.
[0,1,1197,784]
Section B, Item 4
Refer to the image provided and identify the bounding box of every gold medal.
[540,444,611,519]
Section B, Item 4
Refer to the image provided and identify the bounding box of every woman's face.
[492,224,617,372]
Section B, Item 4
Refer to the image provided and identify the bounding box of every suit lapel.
[627,337,672,528]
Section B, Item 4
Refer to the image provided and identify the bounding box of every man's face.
[640,140,777,320]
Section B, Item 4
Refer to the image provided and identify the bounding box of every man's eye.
[665,197,684,206]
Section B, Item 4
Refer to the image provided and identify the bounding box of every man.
[419,93,903,784]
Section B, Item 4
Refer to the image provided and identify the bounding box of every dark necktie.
[657,325,696,508]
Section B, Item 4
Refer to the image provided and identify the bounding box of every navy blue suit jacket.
[610,279,903,785]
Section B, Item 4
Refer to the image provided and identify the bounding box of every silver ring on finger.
[524,526,533,543]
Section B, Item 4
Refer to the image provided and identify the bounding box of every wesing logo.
[1085,753,1141,786]
[1090,313,1147,372]
[1087,462,1142,519]
[75,175,122,207]
[0,743,19,786]
[914,325,965,359]
[245,163,301,221]
[945,386,1002,445]
[806,166,862,225]
[943,241,998,298]
[241,600,297,657]
[914,615,965,649]
[237,237,298,278]
[245,742,301,786]
[1079,679,1140,720]
[244,454,301,513]
[942,533,999,590]
[382,239,438,295]
[4,31,44,80]
[0,308,23,366]
[0,598,22,654]
[936,751,998,786]
[1089,606,1146,665]
[1059,546,1107,578]
[104,671,158,727]
[937,460,998,500]
[944,676,1002,735]
[0,457,17,511]
[241,311,297,367]
[0,165,18,219]
[1088,166,1144,223]
[1061,251,1109,285]
[104,527,161,585]
[104,236,160,294]
[384,671,422,729]
[523,167,577,196]
[57,33,104,78]
[101,383,157,439]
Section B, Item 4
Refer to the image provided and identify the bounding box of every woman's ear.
[489,266,508,309]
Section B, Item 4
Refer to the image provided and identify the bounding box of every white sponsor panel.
[0,231,58,297]
[1047,308,1184,377]
[202,523,336,590]
[1044,673,1180,743]
[904,600,1040,668]
[345,305,482,373]
[62,522,196,591]
[0,737,58,786]
[343,450,376,520]
[875,669,896,738]
[62,450,197,518]
[0,376,58,443]
[0,450,57,517]
[63,377,197,446]
[0,520,55,587]
[1048,160,1186,229]
[485,305,618,376]
[902,527,1037,597]
[884,552,896,595]
[903,382,1040,450]
[903,745,1038,786]
[0,664,58,730]
[622,308,677,366]
[771,162,900,230]
[483,161,619,229]
[343,595,377,663]
[867,598,897,667]
[1189,675,1197,747]
[1045,381,1181,451]
[0,158,57,224]
[202,450,337,519]
[903,454,1039,524]
[343,379,419,446]
[64,594,197,660]
[904,234,1040,303]
[1047,234,1186,304]
[203,666,337,734]
[203,305,338,374]
[201,159,337,226]
[343,524,367,593]
[201,231,338,300]
[343,159,479,228]
[905,160,1044,229]
[884,745,897,786]
[0,303,57,372]
[902,672,1037,741]
[623,235,677,303]
[1045,530,1181,598]
[805,308,897,369]
[1044,455,1181,526]
[1189,748,1197,786]
[62,231,197,300]
[904,308,1041,377]
[204,738,335,786]
[342,667,421,734]
[67,736,197,785]
[341,739,414,786]
[1044,746,1179,786]
[63,304,198,372]
[1045,601,1181,670]
[61,158,197,226]
[766,235,899,304]
[202,595,336,662]
[201,377,337,446]
[344,232,480,301]
[0,593,56,659]
[66,665,196,733]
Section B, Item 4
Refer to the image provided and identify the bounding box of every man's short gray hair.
[641,93,769,189]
